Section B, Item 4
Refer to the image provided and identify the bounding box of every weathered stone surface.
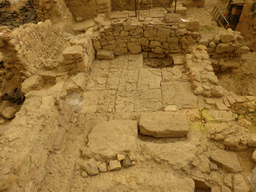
[139,112,189,138]
[127,43,142,54]
[143,141,197,169]
[98,163,107,172]
[252,150,256,162]
[81,158,99,175]
[235,45,250,54]
[248,167,256,192]
[81,165,195,191]
[121,156,131,168]
[87,120,138,159]
[234,174,250,192]
[62,45,84,59]
[71,72,89,90]
[209,149,242,173]
[108,160,121,171]
[192,177,210,190]
[248,134,256,146]
[220,33,235,43]
[97,50,114,60]
[21,75,44,93]
[173,55,185,65]
[0,100,12,114]
[186,20,200,32]
[216,43,234,53]
[165,13,181,23]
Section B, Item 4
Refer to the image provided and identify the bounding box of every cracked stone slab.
[162,81,198,109]
[162,67,183,81]
[86,120,138,159]
[209,149,242,173]
[139,112,189,138]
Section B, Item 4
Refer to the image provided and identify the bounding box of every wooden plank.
[230,92,244,103]
[205,98,215,105]
[214,98,229,111]
[226,95,236,105]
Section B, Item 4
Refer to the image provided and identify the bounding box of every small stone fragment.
[108,160,121,171]
[98,163,107,172]
[117,154,125,161]
[81,158,99,175]
[81,171,88,178]
[131,161,136,166]
[2,107,18,119]
[121,156,132,168]
[252,150,256,162]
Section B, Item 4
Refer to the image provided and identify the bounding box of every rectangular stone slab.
[209,149,242,173]
[139,112,189,138]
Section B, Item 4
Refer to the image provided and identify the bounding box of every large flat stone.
[139,112,189,138]
[209,149,242,173]
[86,120,138,159]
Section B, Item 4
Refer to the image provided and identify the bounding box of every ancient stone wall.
[92,16,200,58]
[0,20,65,78]
[64,0,111,20]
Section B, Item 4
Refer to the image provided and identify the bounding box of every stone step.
[139,112,189,138]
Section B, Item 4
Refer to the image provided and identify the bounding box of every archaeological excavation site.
[1,0,256,191]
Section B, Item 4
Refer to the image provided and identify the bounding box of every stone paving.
[81,53,200,115]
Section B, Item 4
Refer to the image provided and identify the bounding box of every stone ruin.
[0,0,256,191]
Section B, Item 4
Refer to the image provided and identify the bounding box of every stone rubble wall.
[92,17,200,58]
[1,20,65,77]
[199,28,250,59]
[0,84,75,191]
[186,45,224,97]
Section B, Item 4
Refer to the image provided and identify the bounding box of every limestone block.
[233,174,250,192]
[165,13,181,23]
[144,29,157,38]
[216,43,234,53]
[108,160,121,171]
[87,120,138,159]
[122,156,132,168]
[149,41,161,47]
[0,100,12,114]
[186,21,200,32]
[97,50,114,60]
[220,33,235,43]
[154,47,163,54]
[81,158,99,175]
[62,45,84,60]
[93,40,102,51]
[114,48,128,56]
[167,37,179,43]
[199,38,210,46]
[0,39,5,47]
[248,134,256,146]
[139,112,189,138]
[98,163,107,172]
[176,28,187,36]
[72,72,89,90]
[157,28,170,38]
[21,75,44,94]
[209,149,242,173]
[140,38,149,46]
[173,55,185,65]
[235,46,250,54]
[127,43,141,54]
[2,107,17,119]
